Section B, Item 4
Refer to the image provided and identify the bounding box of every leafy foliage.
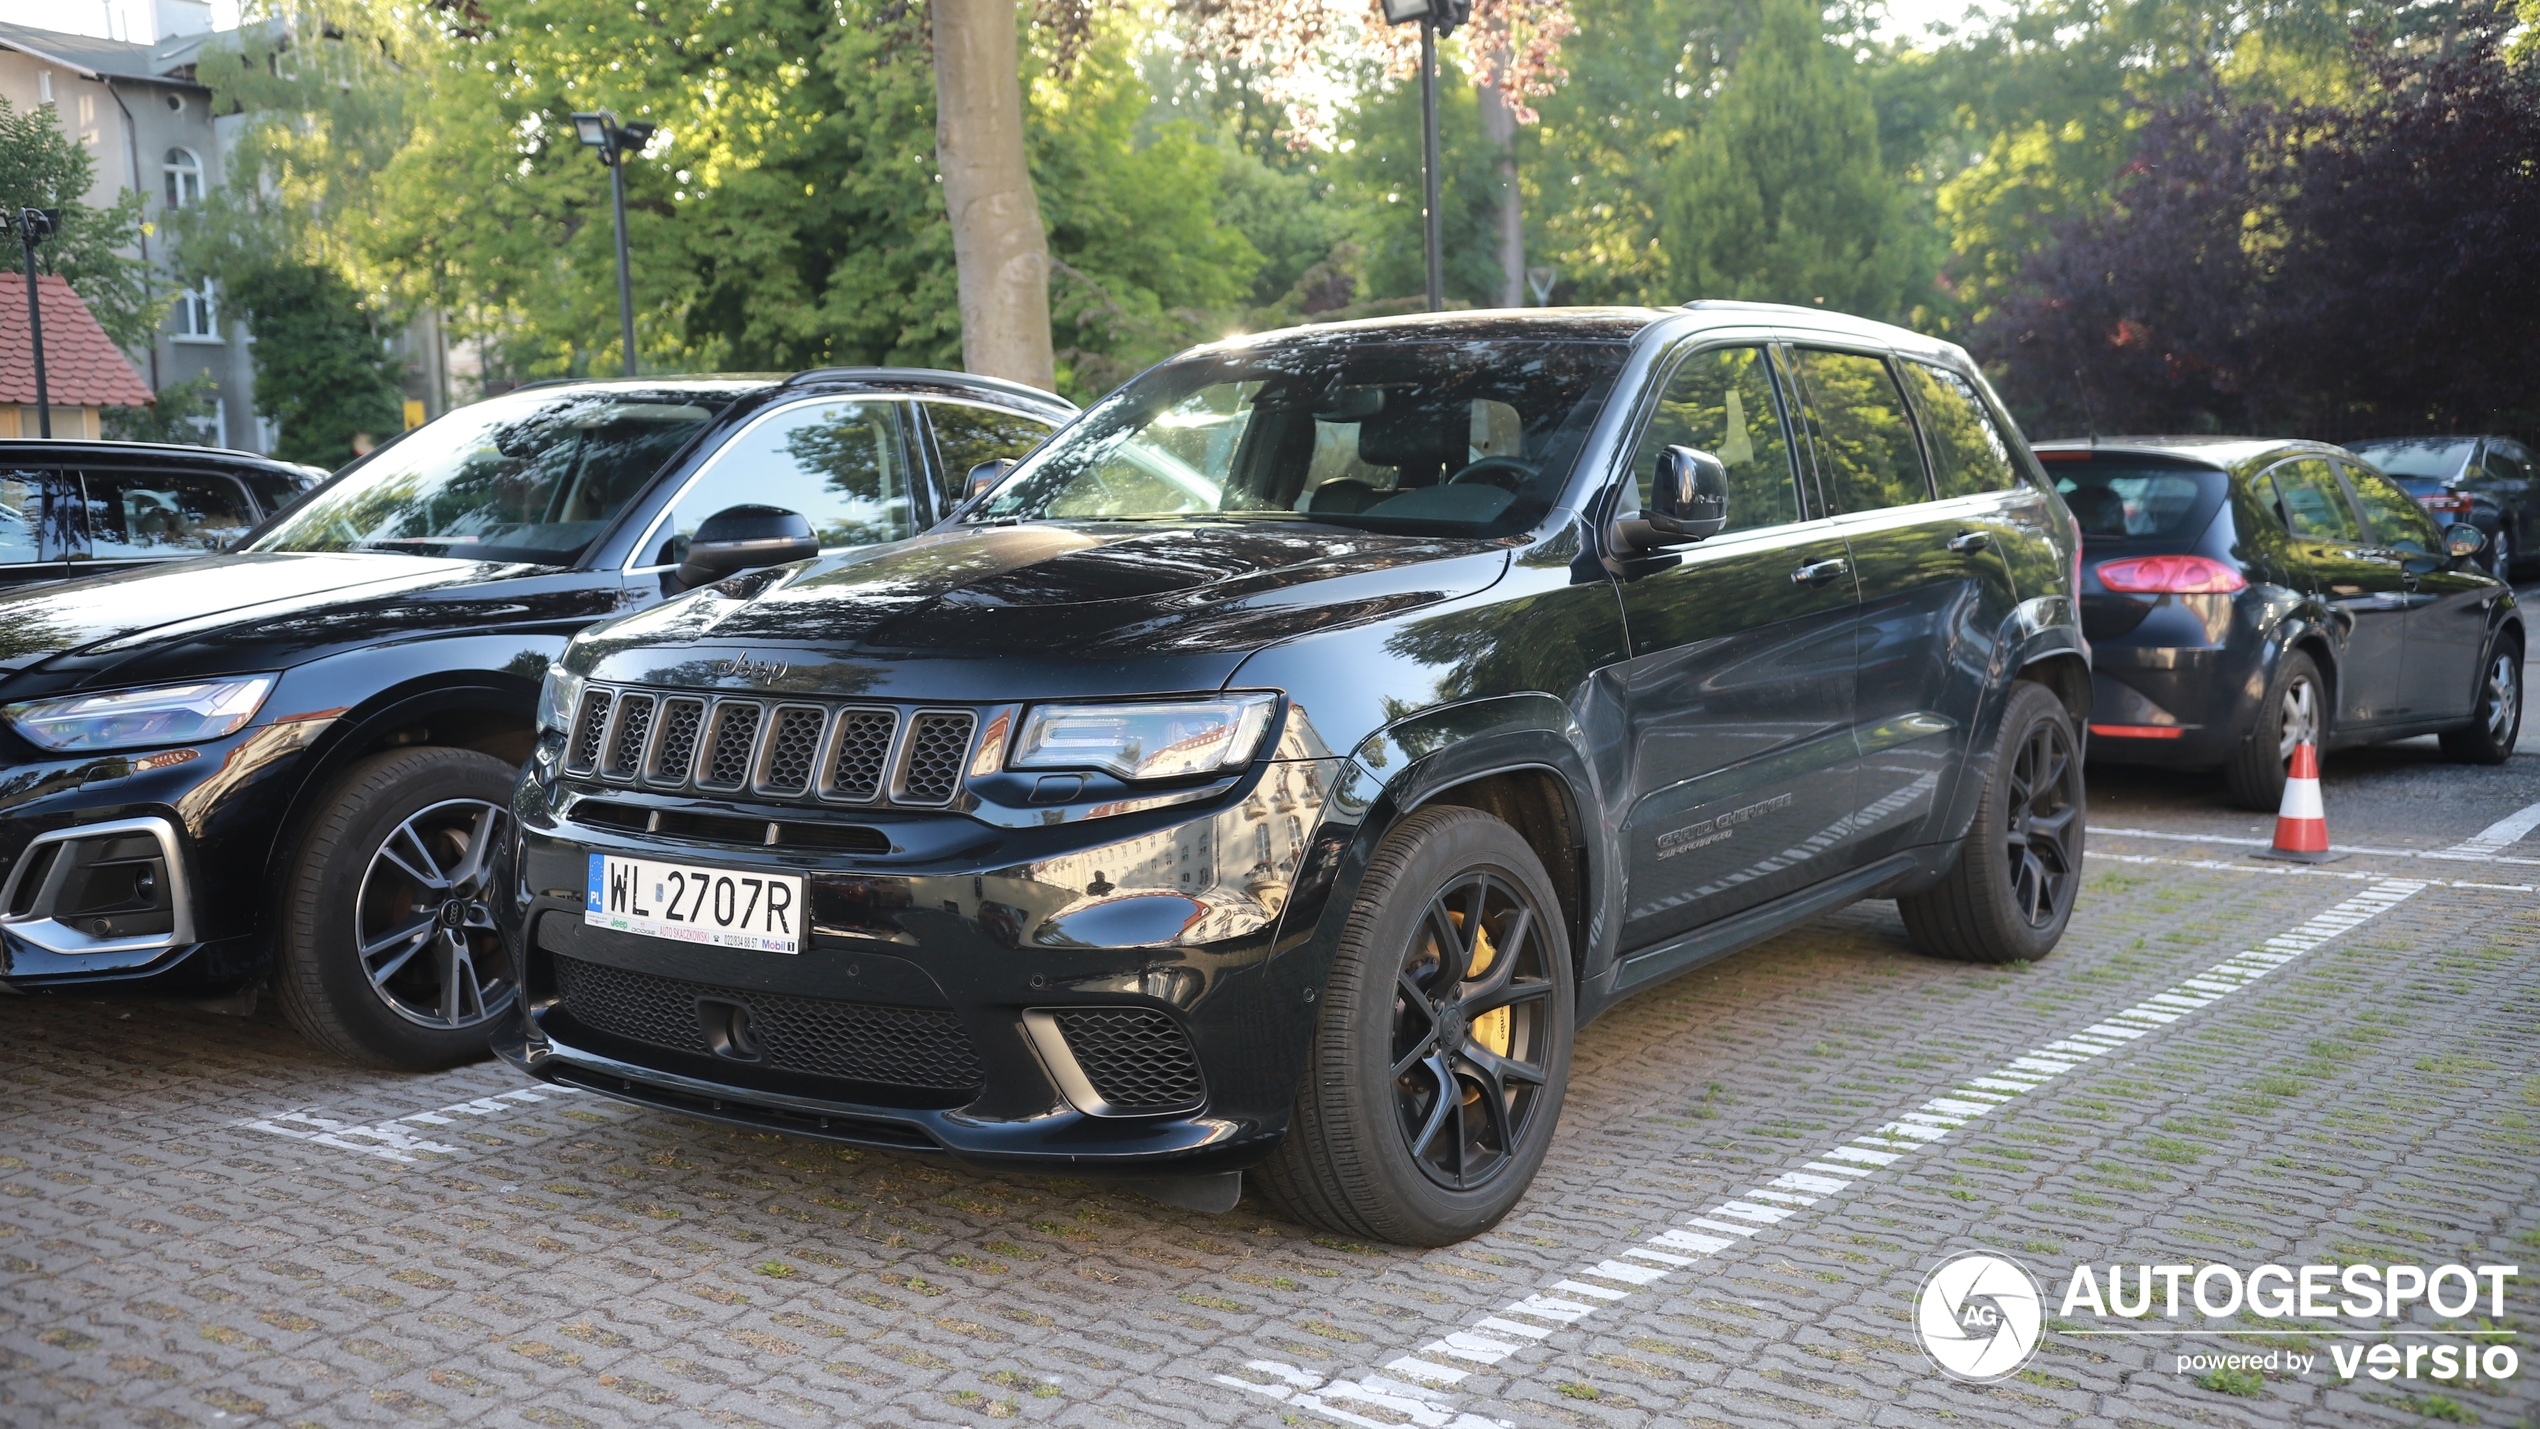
[226,263,406,468]
[0,96,161,353]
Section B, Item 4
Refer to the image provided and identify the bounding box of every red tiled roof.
[0,274,155,408]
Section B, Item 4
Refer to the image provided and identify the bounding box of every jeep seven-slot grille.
[566,685,982,811]
[553,955,985,1091]
[1055,1008,1206,1113]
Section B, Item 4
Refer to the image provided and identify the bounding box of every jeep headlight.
[535,664,586,738]
[1010,695,1277,782]
[3,675,276,753]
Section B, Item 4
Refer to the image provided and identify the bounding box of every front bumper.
[0,717,330,995]
[501,745,1346,1174]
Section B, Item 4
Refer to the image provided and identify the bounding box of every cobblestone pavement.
[4,764,2536,1429]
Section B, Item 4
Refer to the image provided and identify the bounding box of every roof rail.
[781,365,1075,409]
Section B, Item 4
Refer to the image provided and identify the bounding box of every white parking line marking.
[2437,797,2540,857]
[1228,876,2427,1427]
[241,1084,592,1164]
[2094,850,2535,891]
[2096,823,2540,864]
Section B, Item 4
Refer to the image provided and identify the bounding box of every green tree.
[0,96,161,352]
[1661,0,1922,317]
[1332,56,1512,307]
[228,263,404,468]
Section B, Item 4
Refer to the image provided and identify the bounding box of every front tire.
[2225,650,2325,811]
[1898,682,2083,964]
[273,747,521,1069]
[2439,641,2522,765]
[1255,807,1574,1246]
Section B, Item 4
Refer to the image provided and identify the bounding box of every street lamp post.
[4,208,60,436]
[571,111,656,378]
[1378,0,1469,313]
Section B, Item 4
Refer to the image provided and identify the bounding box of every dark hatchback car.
[503,305,2092,1244]
[2,440,325,587]
[0,371,1073,1067]
[2049,438,2521,809]
[2344,436,2538,580]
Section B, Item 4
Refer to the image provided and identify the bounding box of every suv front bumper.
[499,748,1349,1176]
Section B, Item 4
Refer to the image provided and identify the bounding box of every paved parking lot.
[5,703,2537,1428]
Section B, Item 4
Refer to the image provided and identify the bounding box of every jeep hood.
[576,522,1510,700]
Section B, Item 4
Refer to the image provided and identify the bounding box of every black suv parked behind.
[503,305,2091,1244]
[3,440,325,587]
[0,371,1073,1065]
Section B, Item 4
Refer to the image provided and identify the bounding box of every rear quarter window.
[2043,458,2225,540]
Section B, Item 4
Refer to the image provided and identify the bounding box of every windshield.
[248,388,732,565]
[2347,439,2473,481]
[2051,460,2222,539]
[972,337,1630,537]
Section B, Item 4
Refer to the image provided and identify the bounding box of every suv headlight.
[1010,695,1277,782]
[535,664,587,738]
[3,675,276,753]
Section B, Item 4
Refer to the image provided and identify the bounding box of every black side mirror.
[2441,522,2485,562]
[966,459,1015,503]
[673,504,819,592]
[1613,445,1731,552]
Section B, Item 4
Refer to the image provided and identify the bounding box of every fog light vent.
[0,816,193,956]
[1048,1008,1205,1115]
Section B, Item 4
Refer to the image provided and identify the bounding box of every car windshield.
[2348,438,2473,480]
[2051,460,2221,539]
[247,388,732,565]
[971,337,1630,538]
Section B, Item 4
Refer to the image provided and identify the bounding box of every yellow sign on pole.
[403,399,426,430]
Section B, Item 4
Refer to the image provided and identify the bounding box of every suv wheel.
[2439,640,2522,765]
[274,747,520,1069]
[2224,650,2325,811]
[1898,682,2082,964]
[1256,806,1574,1246]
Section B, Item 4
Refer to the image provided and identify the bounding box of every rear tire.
[1254,806,1574,1246]
[1898,682,2083,964]
[2439,640,2522,765]
[2225,650,2325,812]
[273,747,521,1070]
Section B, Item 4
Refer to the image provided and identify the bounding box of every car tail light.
[2094,554,2248,594]
[2415,492,2473,518]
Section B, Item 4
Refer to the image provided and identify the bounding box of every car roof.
[0,438,317,477]
[2031,436,2352,471]
[482,371,1078,420]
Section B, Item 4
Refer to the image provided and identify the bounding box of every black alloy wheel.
[2001,716,2081,928]
[1390,871,1558,1192]
[1256,806,1575,1245]
[356,798,514,1029]
[1898,681,2086,963]
[275,747,523,1068]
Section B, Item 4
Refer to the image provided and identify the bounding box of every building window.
[173,279,220,342]
[164,148,204,207]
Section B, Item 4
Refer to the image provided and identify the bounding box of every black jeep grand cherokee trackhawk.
[503,307,2091,1244]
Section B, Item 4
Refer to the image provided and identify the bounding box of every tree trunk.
[933,0,1056,391]
[1478,76,1524,307]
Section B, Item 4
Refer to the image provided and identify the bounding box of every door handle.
[1792,557,1849,587]
[1946,530,1992,554]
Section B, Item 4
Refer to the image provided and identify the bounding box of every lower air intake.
[1054,1007,1206,1114]
[552,955,986,1092]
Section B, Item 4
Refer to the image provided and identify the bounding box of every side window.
[925,401,1056,512]
[1790,348,1932,514]
[0,468,47,565]
[652,399,916,566]
[2260,458,2361,541]
[82,470,257,559]
[2487,443,2532,486]
[1896,362,2017,498]
[2342,463,2440,553]
[1625,345,1801,534]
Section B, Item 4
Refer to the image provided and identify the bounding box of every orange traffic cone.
[2252,741,2344,864]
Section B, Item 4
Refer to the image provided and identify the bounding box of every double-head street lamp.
[571,110,656,378]
[1379,0,1470,313]
[2,207,59,436]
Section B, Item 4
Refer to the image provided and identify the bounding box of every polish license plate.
[585,853,804,954]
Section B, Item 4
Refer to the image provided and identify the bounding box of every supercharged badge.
[1657,791,1794,859]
